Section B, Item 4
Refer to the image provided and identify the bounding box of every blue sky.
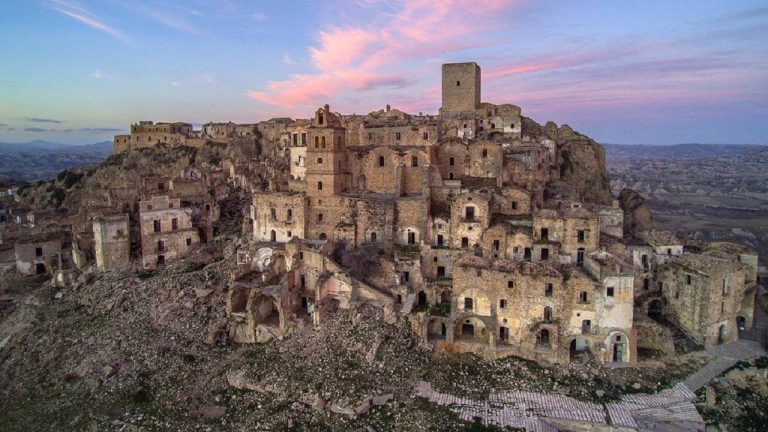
[0,0,766,145]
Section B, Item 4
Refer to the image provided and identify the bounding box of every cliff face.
[555,124,613,205]
[521,117,614,205]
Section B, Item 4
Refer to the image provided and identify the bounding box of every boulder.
[372,393,393,406]
[619,188,654,239]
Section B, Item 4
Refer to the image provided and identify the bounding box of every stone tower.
[441,62,481,113]
[305,104,347,197]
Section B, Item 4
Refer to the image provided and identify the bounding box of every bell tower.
[305,104,347,197]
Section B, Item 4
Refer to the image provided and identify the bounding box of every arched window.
[318,113,324,125]
[317,157,323,164]
[378,155,385,167]
[286,209,292,221]
[314,136,319,148]
[449,157,455,166]
[579,292,588,303]
[543,306,552,322]
[317,181,323,191]
[317,213,324,222]
[321,136,326,147]
[270,230,276,242]
[319,232,327,240]
[370,232,377,242]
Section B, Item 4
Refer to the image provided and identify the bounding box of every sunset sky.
[0,0,766,145]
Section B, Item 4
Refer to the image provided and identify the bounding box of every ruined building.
[75,61,759,367]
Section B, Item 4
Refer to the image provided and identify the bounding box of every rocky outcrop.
[619,188,654,239]
[554,124,613,205]
[521,117,613,205]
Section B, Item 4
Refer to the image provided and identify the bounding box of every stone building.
[138,196,200,269]
[657,251,752,347]
[14,232,63,276]
[93,214,130,271]
[229,61,658,366]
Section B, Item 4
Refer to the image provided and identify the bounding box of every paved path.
[416,341,766,432]
[683,340,765,392]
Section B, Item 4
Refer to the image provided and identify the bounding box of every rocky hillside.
[0,238,704,431]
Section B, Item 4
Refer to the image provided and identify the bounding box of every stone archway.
[454,317,489,344]
[568,337,593,364]
[417,290,427,307]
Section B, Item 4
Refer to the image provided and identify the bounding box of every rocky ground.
[696,357,768,431]
[0,234,708,431]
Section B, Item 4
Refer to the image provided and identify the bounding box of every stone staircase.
[400,293,415,315]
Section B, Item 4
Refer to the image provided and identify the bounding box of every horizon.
[0,1,766,145]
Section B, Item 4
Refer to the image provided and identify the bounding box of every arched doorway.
[319,232,327,240]
[737,316,746,331]
[417,291,427,307]
[569,337,592,364]
[270,230,276,242]
[440,290,451,305]
[611,333,627,363]
[718,324,726,344]
[648,299,663,319]
[455,317,488,343]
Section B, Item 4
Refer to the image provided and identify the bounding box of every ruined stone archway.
[454,317,489,344]
[568,337,594,364]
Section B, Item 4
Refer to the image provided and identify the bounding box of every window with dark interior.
[378,156,385,166]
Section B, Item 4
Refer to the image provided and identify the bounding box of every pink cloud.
[248,0,517,112]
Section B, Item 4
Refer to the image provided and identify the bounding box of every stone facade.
[93,214,130,271]
[138,196,200,269]
[657,252,751,347]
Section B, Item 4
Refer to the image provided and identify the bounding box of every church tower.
[305,104,347,197]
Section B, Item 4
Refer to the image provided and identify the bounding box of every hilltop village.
[0,62,760,371]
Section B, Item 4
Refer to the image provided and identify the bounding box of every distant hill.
[0,140,113,182]
[603,143,765,162]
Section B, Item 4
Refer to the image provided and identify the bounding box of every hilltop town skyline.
[1,0,767,145]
